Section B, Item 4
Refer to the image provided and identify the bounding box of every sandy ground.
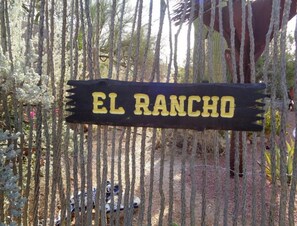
[34,110,296,225]
[76,110,296,225]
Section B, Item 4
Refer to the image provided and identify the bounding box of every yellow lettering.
[188,96,201,117]
[134,93,152,115]
[92,92,108,114]
[201,96,219,117]
[220,96,235,118]
[109,93,125,115]
[152,95,169,116]
[169,95,186,116]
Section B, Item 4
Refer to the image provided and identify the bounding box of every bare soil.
[76,110,295,225]
[34,111,297,225]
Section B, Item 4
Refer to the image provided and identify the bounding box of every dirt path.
[65,111,296,225]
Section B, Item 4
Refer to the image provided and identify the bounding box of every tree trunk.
[230,131,243,177]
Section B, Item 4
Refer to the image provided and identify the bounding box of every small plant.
[264,109,281,136]
[0,130,26,224]
[264,139,295,184]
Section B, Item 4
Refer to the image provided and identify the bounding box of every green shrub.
[0,130,26,224]
[264,109,281,136]
[264,139,295,184]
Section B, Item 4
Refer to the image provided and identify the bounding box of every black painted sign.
[66,79,266,131]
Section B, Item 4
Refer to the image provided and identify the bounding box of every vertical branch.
[56,0,68,224]
[238,2,247,225]
[184,0,195,83]
[25,0,36,66]
[23,107,35,226]
[85,0,93,79]
[123,127,131,226]
[0,0,10,134]
[48,0,60,223]
[49,0,67,225]
[3,1,19,224]
[4,0,13,70]
[115,0,127,80]
[261,1,275,224]
[42,0,54,223]
[278,0,292,224]
[94,0,100,79]
[138,0,152,82]
[150,0,166,82]
[21,0,36,225]
[108,0,116,79]
[84,1,94,223]
[47,10,57,226]
[131,0,142,81]
[137,126,147,225]
[80,0,87,80]
[78,1,87,224]
[132,0,143,82]
[289,14,297,225]
[73,0,80,81]
[205,0,216,82]
[227,1,238,83]
[229,2,242,186]
[193,0,206,83]
[146,129,157,226]
[0,0,7,53]
[165,0,173,83]
[239,0,246,83]
[49,0,56,145]
[157,129,166,226]
[72,0,80,224]
[269,0,281,224]
[288,15,297,226]
[60,1,76,224]
[246,6,257,225]
[33,0,45,224]
[124,0,139,81]
[0,1,7,222]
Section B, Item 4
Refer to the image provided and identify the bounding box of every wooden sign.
[66,79,266,131]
